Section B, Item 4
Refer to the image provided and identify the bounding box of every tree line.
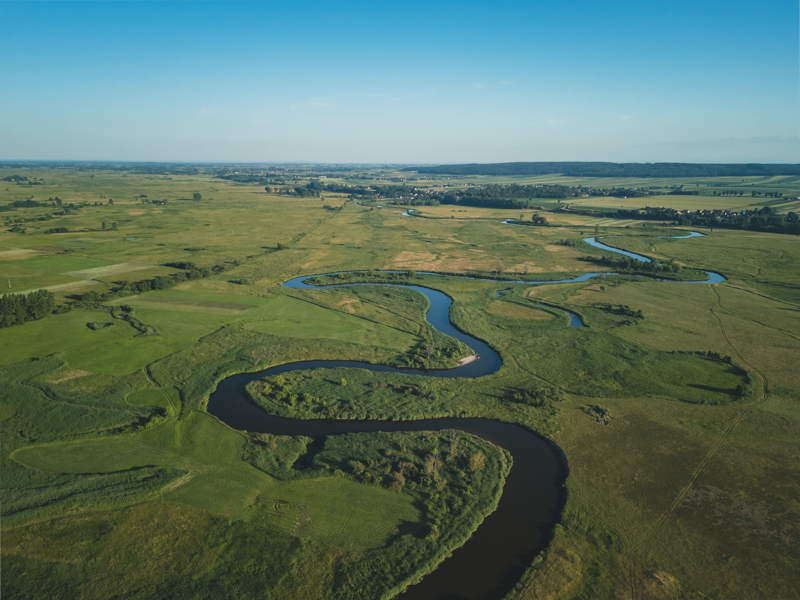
[581,253,685,276]
[569,206,800,235]
[78,261,233,302]
[385,184,574,209]
[405,162,800,177]
[0,260,241,329]
[673,207,800,234]
[440,184,571,208]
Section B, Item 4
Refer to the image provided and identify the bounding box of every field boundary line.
[721,283,800,309]
[285,206,343,248]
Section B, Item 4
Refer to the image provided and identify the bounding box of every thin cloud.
[299,97,333,108]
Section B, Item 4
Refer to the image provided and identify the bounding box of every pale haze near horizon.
[1,0,798,164]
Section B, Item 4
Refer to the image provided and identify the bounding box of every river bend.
[206,229,724,599]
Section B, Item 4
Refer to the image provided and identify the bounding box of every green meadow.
[1,165,799,599]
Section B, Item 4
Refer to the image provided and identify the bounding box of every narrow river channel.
[206,230,722,599]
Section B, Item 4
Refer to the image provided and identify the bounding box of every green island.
[2,163,799,599]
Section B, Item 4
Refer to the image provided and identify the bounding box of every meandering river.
[206,230,721,599]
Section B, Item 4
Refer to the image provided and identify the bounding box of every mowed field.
[1,166,799,600]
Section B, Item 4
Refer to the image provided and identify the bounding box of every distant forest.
[405,162,800,178]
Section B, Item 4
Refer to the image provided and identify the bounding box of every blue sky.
[1,0,798,163]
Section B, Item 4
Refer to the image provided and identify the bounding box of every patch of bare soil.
[63,262,152,279]
[336,297,360,314]
[488,300,554,320]
[0,248,44,260]
[48,370,92,384]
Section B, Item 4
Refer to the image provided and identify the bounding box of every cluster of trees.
[358,183,438,205]
[441,184,571,208]
[326,181,375,195]
[163,261,200,270]
[305,270,410,287]
[508,213,549,226]
[0,197,64,212]
[246,424,495,516]
[0,289,56,328]
[587,405,612,423]
[406,162,800,178]
[510,386,564,416]
[110,305,159,336]
[676,349,735,363]
[673,207,800,234]
[582,186,652,198]
[264,180,576,208]
[300,180,376,198]
[592,303,644,319]
[582,253,684,276]
[5,199,45,208]
[389,183,659,208]
[564,206,800,235]
[290,185,319,197]
[2,174,44,185]
[53,205,80,214]
[369,184,573,210]
[531,213,548,225]
[263,181,339,197]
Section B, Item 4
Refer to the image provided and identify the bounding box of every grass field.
[1,166,799,599]
[12,410,423,543]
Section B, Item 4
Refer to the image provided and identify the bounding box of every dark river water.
[206,230,723,599]
[207,280,566,599]
[208,379,567,600]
